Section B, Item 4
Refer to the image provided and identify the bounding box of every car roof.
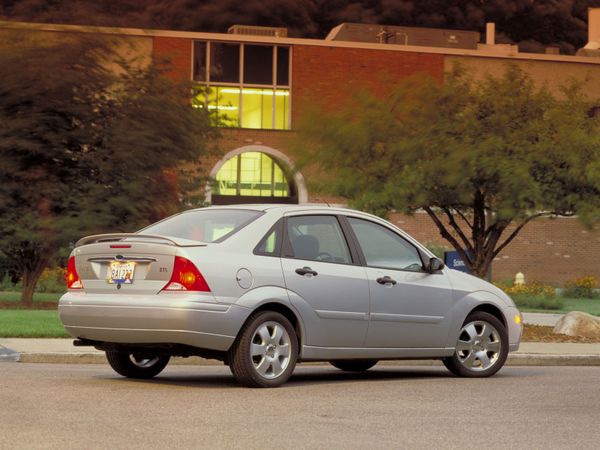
[198,203,360,215]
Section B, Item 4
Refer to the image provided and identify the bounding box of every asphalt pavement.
[1,363,599,449]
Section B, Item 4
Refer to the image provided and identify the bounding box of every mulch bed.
[522,324,600,343]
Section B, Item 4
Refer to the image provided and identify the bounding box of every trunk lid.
[72,234,206,295]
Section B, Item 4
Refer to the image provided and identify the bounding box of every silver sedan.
[59,205,522,387]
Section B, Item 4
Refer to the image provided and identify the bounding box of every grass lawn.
[518,297,600,316]
[0,291,62,305]
[0,310,69,338]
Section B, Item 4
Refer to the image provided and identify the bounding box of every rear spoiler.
[75,233,207,248]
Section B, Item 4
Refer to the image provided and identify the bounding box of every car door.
[281,214,370,348]
[344,216,454,349]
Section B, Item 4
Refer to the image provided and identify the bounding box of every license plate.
[107,261,136,284]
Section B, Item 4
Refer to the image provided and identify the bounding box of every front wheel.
[229,311,298,388]
[329,360,378,372]
[443,311,508,378]
[106,351,170,379]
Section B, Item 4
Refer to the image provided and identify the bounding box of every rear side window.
[285,215,352,264]
[139,209,261,243]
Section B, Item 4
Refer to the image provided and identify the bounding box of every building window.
[192,41,291,130]
[212,152,297,204]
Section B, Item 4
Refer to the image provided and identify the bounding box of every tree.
[0,34,216,306]
[294,64,600,278]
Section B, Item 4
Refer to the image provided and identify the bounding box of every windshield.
[139,209,262,243]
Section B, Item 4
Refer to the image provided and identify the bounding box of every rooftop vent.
[576,8,600,57]
[228,25,287,37]
[326,23,479,50]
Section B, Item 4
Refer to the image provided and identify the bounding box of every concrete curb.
[12,352,600,366]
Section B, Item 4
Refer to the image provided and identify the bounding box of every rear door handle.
[295,266,318,276]
[376,276,397,285]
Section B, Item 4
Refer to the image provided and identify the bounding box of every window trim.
[339,215,428,273]
[281,214,361,266]
[253,218,284,257]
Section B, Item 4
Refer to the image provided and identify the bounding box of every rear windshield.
[139,209,262,243]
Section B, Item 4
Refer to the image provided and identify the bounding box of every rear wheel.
[443,311,508,378]
[105,351,170,379]
[329,360,378,372]
[229,311,298,388]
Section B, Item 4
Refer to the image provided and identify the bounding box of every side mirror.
[427,257,445,273]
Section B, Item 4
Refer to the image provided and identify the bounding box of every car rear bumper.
[58,291,250,352]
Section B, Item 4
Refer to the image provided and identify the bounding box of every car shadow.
[95,364,522,389]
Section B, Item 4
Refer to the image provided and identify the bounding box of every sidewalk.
[2,337,599,366]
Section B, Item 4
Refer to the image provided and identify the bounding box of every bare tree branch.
[441,206,474,253]
[424,206,472,265]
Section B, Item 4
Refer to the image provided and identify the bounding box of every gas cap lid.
[236,268,253,289]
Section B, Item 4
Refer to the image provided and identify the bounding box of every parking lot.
[1,363,598,449]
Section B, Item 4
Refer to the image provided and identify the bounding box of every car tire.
[105,351,170,379]
[229,311,298,388]
[443,311,508,378]
[329,360,378,372]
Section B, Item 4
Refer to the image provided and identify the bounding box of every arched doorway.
[207,145,307,205]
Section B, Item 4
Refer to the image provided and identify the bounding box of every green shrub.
[495,281,556,299]
[512,294,564,311]
[35,267,67,293]
[0,275,21,292]
[562,276,599,299]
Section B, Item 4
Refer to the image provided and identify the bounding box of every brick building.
[1,13,600,284]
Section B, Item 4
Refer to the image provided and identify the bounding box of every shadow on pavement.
[93,365,528,389]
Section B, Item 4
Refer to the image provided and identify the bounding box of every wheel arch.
[468,303,507,329]
[252,302,303,348]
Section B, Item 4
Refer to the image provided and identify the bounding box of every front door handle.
[295,266,318,276]
[376,275,397,285]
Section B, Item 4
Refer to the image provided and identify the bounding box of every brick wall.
[152,36,191,81]
[291,45,444,123]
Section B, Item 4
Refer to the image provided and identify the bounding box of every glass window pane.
[239,152,262,196]
[261,89,274,130]
[193,41,207,82]
[209,87,239,127]
[287,216,351,264]
[210,42,240,83]
[274,89,289,130]
[139,209,261,243]
[254,220,282,255]
[348,218,424,271]
[244,45,273,85]
[273,163,288,197]
[240,88,263,129]
[260,152,273,196]
[214,155,238,195]
[276,47,289,86]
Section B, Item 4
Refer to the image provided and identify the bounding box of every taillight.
[66,256,83,289]
[163,256,210,292]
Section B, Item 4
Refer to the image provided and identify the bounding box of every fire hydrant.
[514,272,525,286]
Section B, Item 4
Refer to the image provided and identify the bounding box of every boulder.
[553,311,600,339]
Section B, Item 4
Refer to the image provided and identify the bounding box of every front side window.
[347,217,424,272]
[286,216,351,264]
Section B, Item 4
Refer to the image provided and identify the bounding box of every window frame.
[192,40,292,130]
[253,218,284,257]
[339,215,428,273]
[281,214,362,266]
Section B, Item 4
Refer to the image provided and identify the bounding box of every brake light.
[66,256,83,289]
[163,256,210,292]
